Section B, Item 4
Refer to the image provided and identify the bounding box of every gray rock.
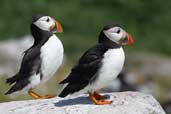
[0,92,166,114]
[127,52,171,78]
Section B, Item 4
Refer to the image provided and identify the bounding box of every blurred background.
[0,0,170,113]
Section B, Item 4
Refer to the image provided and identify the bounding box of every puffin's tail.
[5,84,18,95]
[5,74,28,95]
[58,91,68,98]
[5,79,28,95]
[6,74,18,85]
[58,84,70,98]
[58,83,87,98]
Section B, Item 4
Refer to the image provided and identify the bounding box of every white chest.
[40,35,63,82]
[90,47,125,91]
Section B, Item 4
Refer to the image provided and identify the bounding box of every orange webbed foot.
[89,92,113,105]
[93,92,106,100]
[28,90,56,99]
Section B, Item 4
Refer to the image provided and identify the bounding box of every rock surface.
[127,52,171,78]
[0,92,166,114]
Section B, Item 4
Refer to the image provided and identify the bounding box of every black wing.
[59,44,108,97]
[19,46,41,79]
[5,46,41,94]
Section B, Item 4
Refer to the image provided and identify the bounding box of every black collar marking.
[31,24,53,46]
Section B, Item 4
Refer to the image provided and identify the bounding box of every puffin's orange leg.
[93,92,106,100]
[89,92,112,105]
[28,90,56,99]
[28,90,41,99]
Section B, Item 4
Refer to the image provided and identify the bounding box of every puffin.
[59,25,134,105]
[5,14,64,99]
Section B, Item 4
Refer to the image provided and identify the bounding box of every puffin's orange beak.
[55,20,63,33]
[127,33,134,45]
[50,20,63,33]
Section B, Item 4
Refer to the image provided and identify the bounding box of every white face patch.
[104,27,127,44]
[33,16,55,31]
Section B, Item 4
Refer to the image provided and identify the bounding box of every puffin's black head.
[99,24,134,46]
[32,14,45,23]
[31,14,63,34]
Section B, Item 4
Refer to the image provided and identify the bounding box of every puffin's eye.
[46,18,50,22]
[116,29,120,34]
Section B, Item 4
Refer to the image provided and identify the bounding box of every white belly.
[88,47,125,92]
[40,35,63,83]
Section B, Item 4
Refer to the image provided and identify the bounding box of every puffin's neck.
[31,24,53,46]
[98,31,121,49]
